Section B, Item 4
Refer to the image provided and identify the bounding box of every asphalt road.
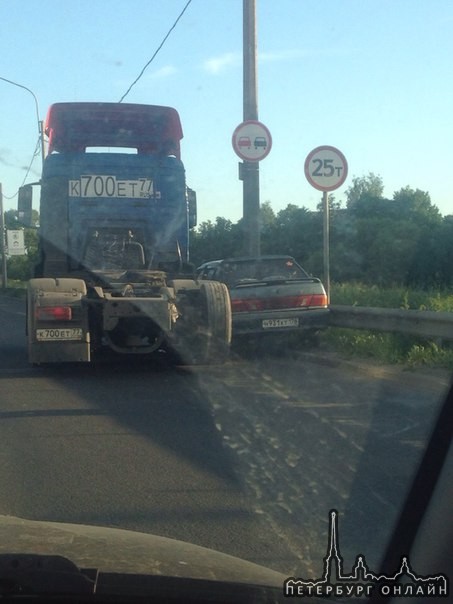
[0,294,450,577]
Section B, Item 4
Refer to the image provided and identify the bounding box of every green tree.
[407,215,453,288]
[316,193,342,213]
[343,183,442,286]
[190,216,242,267]
[188,181,448,289]
[346,173,384,210]
[392,186,441,226]
[259,200,276,230]
[355,216,422,285]
[264,204,315,263]
[4,208,39,228]
[7,255,34,281]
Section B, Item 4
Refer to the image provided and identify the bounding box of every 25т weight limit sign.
[304,146,348,192]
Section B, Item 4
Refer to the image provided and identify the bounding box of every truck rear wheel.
[171,280,232,365]
[198,280,232,364]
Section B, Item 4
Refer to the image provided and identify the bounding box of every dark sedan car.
[196,255,329,339]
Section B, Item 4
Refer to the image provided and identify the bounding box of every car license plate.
[262,318,299,329]
[36,328,83,341]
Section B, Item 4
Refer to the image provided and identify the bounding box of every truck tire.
[171,280,232,365]
[197,280,232,364]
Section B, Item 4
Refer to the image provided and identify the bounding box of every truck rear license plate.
[262,318,299,329]
[36,328,83,341]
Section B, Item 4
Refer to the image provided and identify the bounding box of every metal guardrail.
[329,306,453,340]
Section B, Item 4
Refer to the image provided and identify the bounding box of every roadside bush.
[6,256,34,281]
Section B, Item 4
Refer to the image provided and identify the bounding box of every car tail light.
[270,294,328,309]
[309,294,328,307]
[276,295,311,309]
[231,293,328,312]
[35,306,73,321]
[231,299,266,312]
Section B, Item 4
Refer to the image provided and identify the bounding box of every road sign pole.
[304,146,348,303]
[243,0,260,256]
[322,190,330,303]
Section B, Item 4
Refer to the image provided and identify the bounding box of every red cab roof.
[45,102,183,158]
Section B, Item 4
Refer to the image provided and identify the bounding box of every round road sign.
[232,120,272,162]
[304,145,348,191]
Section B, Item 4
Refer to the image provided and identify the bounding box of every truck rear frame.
[21,102,231,364]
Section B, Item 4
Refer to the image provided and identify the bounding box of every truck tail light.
[35,306,73,321]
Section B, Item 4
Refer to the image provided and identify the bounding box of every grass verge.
[323,283,453,369]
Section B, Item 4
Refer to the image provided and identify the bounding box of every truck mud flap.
[27,278,90,364]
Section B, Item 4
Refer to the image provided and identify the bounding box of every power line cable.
[0,76,41,135]
[2,137,41,200]
[118,0,193,103]
[0,76,44,199]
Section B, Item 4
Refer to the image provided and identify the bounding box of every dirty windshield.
[0,0,451,599]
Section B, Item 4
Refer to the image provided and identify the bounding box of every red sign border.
[304,145,348,192]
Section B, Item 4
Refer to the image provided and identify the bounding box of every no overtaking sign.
[232,120,272,162]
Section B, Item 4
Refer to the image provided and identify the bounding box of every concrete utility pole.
[0,184,7,288]
[242,0,260,256]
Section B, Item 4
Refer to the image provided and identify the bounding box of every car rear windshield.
[220,258,309,285]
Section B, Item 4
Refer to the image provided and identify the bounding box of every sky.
[0,0,452,223]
